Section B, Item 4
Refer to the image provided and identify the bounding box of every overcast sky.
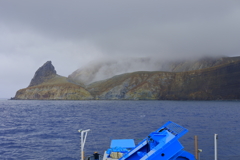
[1,0,240,98]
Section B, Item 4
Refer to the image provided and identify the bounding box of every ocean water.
[0,100,240,160]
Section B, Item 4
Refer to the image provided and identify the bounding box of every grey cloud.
[1,1,239,40]
[1,0,240,98]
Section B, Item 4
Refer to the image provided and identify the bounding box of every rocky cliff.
[28,61,57,87]
[13,61,93,100]
[86,60,240,100]
[14,81,93,100]
[68,56,240,86]
[169,56,240,72]
[13,56,240,100]
[127,61,240,100]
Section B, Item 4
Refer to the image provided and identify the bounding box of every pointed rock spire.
[28,61,57,87]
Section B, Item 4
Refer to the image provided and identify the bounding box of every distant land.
[12,56,240,100]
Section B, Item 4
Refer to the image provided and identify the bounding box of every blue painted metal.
[119,121,195,160]
[111,139,136,149]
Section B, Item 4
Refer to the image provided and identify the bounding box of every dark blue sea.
[0,100,240,160]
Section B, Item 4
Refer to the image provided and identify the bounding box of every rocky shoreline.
[12,57,240,100]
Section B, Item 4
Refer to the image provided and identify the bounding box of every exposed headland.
[12,56,240,100]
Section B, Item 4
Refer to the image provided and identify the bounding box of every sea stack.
[13,61,93,100]
[28,61,57,87]
[12,57,240,100]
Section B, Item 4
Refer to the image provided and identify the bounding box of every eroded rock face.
[87,61,240,100]
[14,83,93,100]
[167,61,240,100]
[29,61,57,87]
[13,61,94,100]
[68,56,240,86]
[13,57,240,100]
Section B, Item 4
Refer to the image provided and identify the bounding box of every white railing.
[78,129,91,160]
[214,134,218,160]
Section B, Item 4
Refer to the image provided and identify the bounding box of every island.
[12,56,240,100]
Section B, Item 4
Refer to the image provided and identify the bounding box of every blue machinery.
[117,121,195,160]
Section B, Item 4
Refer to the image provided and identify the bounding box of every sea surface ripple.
[0,100,240,160]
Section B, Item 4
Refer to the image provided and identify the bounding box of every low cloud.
[0,0,240,97]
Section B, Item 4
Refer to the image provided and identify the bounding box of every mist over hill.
[13,56,240,100]
[68,56,240,85]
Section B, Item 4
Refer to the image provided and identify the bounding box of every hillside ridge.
[12,56,240,100]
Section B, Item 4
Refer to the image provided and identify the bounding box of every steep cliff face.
[29,61,57,87]
[68,56,240,86]
[86,72,172,100]
[169,56,240,72]
[165,61,240,100]
[13,57,240,100]
[87,60,240,100]
[87,72,156,99]
[124,72,174,100]
[13,62,93,100]
[14,82,93,100]
[68,57,165,85]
